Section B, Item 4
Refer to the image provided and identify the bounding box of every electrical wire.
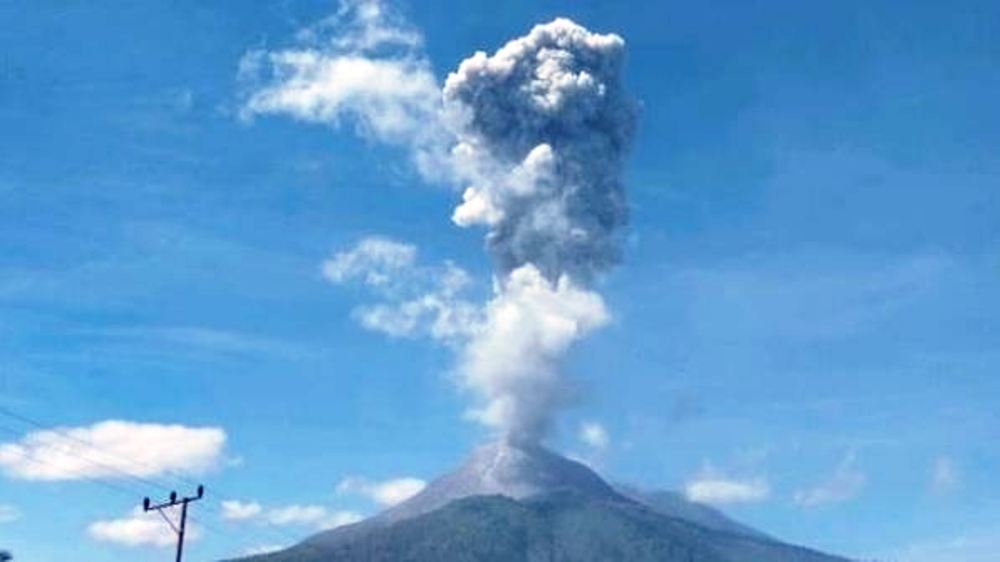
[0,406,351,557]
[0,415,270,555]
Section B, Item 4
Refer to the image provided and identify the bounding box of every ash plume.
[443,18,636,282]
[242,1,636,444]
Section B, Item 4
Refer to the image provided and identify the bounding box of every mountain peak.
[378,438,621,523]
[251,442,850,562]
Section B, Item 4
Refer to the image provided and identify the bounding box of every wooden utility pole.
[143,486,204,562]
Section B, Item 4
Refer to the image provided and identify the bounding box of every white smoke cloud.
[459,265,609,440]
[0,420,226,481]
[442,18,636,282]
[444,17,635,440]
[324,238,609,440]
[244,2,635,443]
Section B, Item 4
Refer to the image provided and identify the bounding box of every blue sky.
[1,0,998,560]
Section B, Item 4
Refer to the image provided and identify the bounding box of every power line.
[0,406,191,492]
[0,406,344,557]
[0,418,251,553]
[0,426,158,500]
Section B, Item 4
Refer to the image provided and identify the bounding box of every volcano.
[233,440,851,562]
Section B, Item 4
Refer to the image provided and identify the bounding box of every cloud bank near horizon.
[242,0,636,443]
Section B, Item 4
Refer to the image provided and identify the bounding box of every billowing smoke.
[443,19,636,282]
[460,265,610,440]
[243,1,635,444]
[443,20,635,440]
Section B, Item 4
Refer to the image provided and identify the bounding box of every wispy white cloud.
[890,527,1000,562]
[0,504,20,523]
[317,510,366,530]
[321,236,417,288]
[265,504,330,526]
[0,421,226,481]
[337,475,426,506]
[578,421,610,451]
[266,504,362,530]
[794,451,866,507]
[222,500,362,531]
[239,0,441,157]
[322,236,481,342]
[88,325,312,359]
[88,507,200,548]
[220,500,263,521]
[242,544,286,556]
[931,456,960,495]
[684,465,770,505]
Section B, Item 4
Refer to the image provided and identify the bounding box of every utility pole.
[143,486,204,562]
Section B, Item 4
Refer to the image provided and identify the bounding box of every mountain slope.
[232,441,851,562]
[241,492,849,562]
[614,484,770,540]
[378,440,620,523]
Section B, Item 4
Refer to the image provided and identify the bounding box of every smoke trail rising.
[242,1,636,444]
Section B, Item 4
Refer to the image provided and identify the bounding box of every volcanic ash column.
[442,18,637,444]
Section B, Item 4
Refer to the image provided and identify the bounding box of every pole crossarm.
[154,507,180,534]
[142,485,205,562]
